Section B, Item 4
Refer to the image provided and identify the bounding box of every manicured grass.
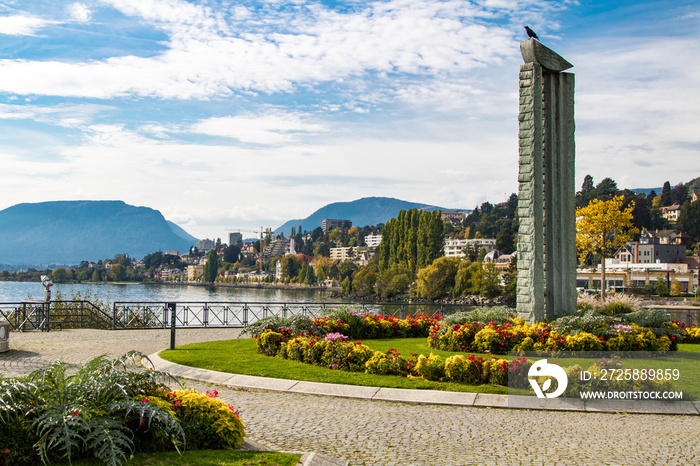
[57,450,301,465]
[161,338,700,397]
[161,337,508,394]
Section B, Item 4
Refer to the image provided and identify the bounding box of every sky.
[0,0,698,241]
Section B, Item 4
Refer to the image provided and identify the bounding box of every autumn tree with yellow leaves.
[576,195,638,301]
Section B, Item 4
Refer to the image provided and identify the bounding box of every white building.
[365,235,382,248]
[444,238,497,258]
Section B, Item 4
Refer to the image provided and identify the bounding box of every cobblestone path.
[2,329,699,465]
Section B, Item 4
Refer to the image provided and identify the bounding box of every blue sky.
[0,0,698,241]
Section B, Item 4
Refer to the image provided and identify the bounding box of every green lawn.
[56,450,301,465]
[160,338,700,397]
[161,337,508,394]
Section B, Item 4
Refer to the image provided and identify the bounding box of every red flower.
[142,397,149,403]
[3,449,9,454]
[72,411,80,417]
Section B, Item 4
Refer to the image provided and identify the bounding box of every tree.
[677,200,700,243]
[304,264,316,285]
[671,183,689,206]
[660,181,672,207]
[352,265,379,296]
[202,250,219,283]
[110,263,126,282]
[376,263,412,298]
[594,177,618,201]
[223,245,241,263]
[279,255,300,280]
[495,226,516,254]
[51,267,73,283]
[576,195,638,301]
[576,174,595,207]
[415,257,459,299]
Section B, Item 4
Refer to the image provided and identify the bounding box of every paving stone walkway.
[2,329,699,465]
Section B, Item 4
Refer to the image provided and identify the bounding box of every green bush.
[414,353,445,381]
[0,353,185,466]
[443,355,485,385]
[565,332,604,351]
[256,330,285,356]
[364,349,409,376]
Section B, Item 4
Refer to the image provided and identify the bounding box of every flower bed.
[0,352,244,466]
[255,328,530,388]
[428,309,685,354]
[673,321,700,344]
[244,307,440,341]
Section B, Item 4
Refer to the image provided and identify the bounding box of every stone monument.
[516,39,577,323]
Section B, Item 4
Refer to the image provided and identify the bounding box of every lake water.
[0,281,339,305]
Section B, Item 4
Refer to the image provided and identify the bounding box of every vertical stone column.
[517,62,545,323]
[517,40,577,323]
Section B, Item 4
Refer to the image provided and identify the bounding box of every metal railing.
[0,300,111,331]
[111,301,476,329]
[3,299,699,330]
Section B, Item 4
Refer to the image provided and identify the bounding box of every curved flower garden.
[249,305,700,392]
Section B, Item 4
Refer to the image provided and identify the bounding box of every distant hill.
[631,187,663,196]
[167,221,198,245]
[274,197,463,235]
[0,201,199,267]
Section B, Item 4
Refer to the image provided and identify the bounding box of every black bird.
[524,26,539,40]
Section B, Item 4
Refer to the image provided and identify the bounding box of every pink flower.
[3,449,9,454]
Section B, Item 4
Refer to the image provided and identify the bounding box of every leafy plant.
[0,352,215,466]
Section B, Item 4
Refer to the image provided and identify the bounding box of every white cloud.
[69,3,92,23]
[0,0,524,100]
[0,15,56,36]
[0,103,112,127]
[191,112,329,145]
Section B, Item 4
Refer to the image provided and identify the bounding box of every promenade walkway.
[2,329,699,465]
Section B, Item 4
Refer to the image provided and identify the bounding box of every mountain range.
[0,201,198,267]
[274,197,456,235]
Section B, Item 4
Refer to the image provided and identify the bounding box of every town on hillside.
[5,177,699,301]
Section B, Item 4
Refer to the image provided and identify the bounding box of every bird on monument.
[524,26,539,40]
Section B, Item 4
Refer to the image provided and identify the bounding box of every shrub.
[161,389,245,450]
[605,324,672,351]
[256,330,286,356]
[432,321,483,352]
[345,343,376,372]
[507,357,533,389]
[597,294,642,315]
[243,314,324,339]
[364,349,409,376]
[565,332,604,351]
[683,326,700,343]
[443,355,486,385]
[552,311,613,335]
[0,352,220,466]
[485,357,509,386]
[414,353,445,381]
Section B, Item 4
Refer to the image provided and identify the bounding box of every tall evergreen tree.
[202,249,219,283]
[660,181,672,207]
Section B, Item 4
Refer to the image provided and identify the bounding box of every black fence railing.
[3,300,698,331]
[110,301,476,330]
[0,300,112,331]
